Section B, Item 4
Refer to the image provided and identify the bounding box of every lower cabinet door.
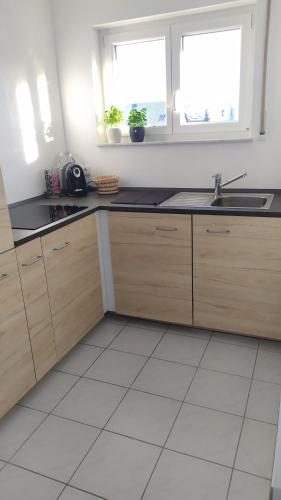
[42,214,104,360]
[0,249,36,417]
[193,215,281,339]
[109,212,193,325]
[16,239,57,380]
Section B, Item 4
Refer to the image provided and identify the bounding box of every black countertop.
[11,188,281,247]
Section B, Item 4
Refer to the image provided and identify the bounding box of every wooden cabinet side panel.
[0,208,14,254]
[16,239,57,380]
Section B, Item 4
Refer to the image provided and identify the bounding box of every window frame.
[99,4,256,143]
[101,25,172,136]
[171,10,255,138]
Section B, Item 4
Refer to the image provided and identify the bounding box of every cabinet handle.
[0,273,8,281]
[155,226,178,232]
[21,256,43,267]
[52,241,71,251]
[206,229,230,234]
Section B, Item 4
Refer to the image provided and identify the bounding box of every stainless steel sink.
[160,192,274,210]
[211,193,274,209]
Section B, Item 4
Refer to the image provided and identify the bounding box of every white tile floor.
[0,314,279,500]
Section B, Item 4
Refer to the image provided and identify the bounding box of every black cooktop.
[10,204,88,230]
[111,189,176,206]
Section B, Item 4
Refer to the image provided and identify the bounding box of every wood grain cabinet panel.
[42,214,104,360]
[110,212,192,325]
[0,208,14,254]
[0,166,6,210]
[0,249,36,417]
[193,215,281,339]
[16,239,57,380]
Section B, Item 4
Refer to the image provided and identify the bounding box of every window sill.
[97,135,253,147]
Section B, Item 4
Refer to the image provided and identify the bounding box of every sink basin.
[211,194,274,209]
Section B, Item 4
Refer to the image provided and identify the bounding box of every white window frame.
[101,26,172,136]
[99,4,256,143]
[171,9,255,139]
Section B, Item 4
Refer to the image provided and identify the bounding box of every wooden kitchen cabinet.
[193,215,281,339]
[109,212,193,325]
[0,249,36,417]
[0,166,14,254]
[16,239,57,380]
[42,214,104,359]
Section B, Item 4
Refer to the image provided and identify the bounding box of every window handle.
[52,241,71,251]
[0,273,8,282]
[21,256,43,267]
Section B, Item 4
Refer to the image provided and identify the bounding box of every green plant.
[104,106,123,127]
[128,108,147,128]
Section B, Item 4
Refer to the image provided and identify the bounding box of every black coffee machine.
[61,162,87,197]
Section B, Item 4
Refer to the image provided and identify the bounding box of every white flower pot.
[106,127,122,144]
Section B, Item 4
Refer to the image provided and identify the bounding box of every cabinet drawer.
[110,212,190,248]
[0,249,36,417]
[0,208,14,254]
[17,239,57,380]
[110,212,192,325]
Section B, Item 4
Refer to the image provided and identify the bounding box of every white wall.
[0,0,66,203]
[51,0,281,189]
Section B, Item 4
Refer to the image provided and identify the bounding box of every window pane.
[180,29,241,125]
[113,38,167,127]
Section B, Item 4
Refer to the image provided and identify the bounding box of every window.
[100,5,255,142]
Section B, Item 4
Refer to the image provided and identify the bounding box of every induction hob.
[10,204,88,230]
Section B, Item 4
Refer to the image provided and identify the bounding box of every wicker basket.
[93,175,119,195]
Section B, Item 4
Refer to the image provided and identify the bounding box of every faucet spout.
[213,171,247,198]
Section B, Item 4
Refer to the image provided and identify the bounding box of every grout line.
[225,339,260,500]
[140,329,213,499]
[60,323,169,496]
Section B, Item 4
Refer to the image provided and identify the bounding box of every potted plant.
[104,106,123,144]
[128,108,147,143]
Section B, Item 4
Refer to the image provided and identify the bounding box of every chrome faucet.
[213,171,247,198]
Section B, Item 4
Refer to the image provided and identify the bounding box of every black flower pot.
[130,126,145,143]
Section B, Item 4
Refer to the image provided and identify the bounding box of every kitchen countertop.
[11,188,281,247]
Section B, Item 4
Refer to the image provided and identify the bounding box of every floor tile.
[12,415,99,482]
[54,344,103,376]
[259,338,281,353]
[129,317,167,332]
[167,325,211,340]
[81,319,125,348]
[246,379,281,424]
[143,450,231,500]
[106,390,180,446]
[235,418,277,479]
[200,341,256,378]
[254,349,281,384]
[153,333,208,366]
[0,406,46,461]
[85,349,147,387]
[133,358,196,400]
[20,371,78,412]
[110,326,163,356]
[211,332,258,349]
[53,378,126,427]
[0,464,64,500]
[186,368,251,416]
[228,470,271,500]
[59,486,100,500]
[71,431,160,500]
[0,462,5,471]
[167,403,242,467]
